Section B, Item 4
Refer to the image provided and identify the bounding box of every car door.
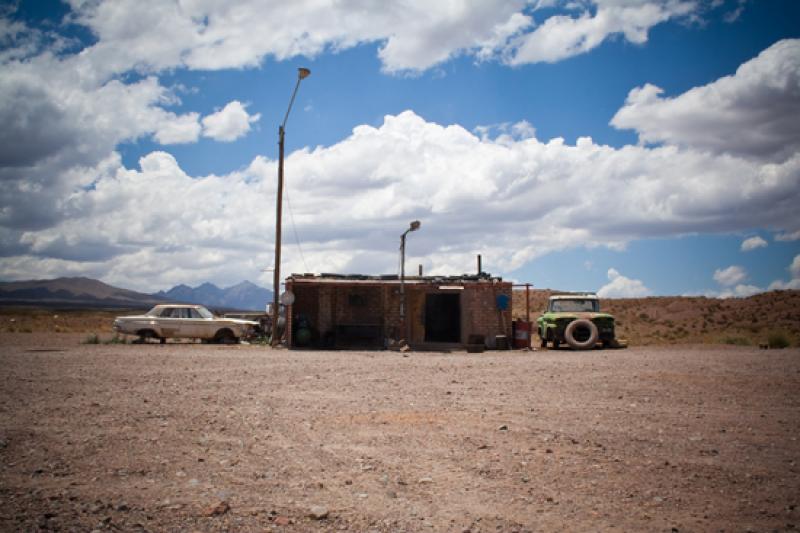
[157,307,181,338]
[188,307,214,339]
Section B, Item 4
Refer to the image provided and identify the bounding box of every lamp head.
[409,220,421,232]
[298,67,311,80]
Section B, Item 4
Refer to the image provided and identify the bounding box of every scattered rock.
[418,477,433,484]
[116,502,130,511]
[201,500,229,517]
[274,516,290,526]
[498,424,508,431]
[309,505,329,520]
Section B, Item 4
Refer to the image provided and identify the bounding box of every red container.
[513,320,531,349]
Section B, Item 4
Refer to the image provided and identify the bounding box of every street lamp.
[272,67,311,347]
[399,220,421,344]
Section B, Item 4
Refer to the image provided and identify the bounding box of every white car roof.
[549,293,598,300]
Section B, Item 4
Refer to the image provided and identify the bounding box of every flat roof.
[287,273,507,285]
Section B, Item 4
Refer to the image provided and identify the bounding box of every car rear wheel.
[214,329,238,344]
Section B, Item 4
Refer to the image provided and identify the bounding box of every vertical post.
[525,283,530,324]
[418,264,423,276]
[400,233,406,341]
[271,126,285,346]
[477,254,482,275]
[525,283,531,349]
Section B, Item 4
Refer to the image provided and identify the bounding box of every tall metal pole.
[271,126,285,346]
[398,220,420,344]
[271,68,310,347]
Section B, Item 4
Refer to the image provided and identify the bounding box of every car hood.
[545,312,614,320]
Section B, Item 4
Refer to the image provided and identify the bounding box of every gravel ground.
[0,333,798,532]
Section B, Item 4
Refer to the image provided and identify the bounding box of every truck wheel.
[564,319,599,350]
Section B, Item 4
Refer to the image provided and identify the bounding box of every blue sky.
[1,0,799,297]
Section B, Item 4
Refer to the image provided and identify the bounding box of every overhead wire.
[284,184,310,273]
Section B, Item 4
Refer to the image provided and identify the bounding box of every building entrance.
[424,293,461,343]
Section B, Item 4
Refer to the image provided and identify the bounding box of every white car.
[113,304,258,344]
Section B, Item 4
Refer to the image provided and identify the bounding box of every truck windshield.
[551,299,599,312]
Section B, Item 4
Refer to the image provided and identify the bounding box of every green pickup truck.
[537,293,616,350]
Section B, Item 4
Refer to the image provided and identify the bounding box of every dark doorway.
[424,293,461,343]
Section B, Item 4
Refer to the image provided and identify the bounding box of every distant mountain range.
[0,277,165,308]
[0,277,272,311]
[153,280,272,311]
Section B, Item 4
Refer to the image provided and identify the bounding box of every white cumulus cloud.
[57,1,701,76]
[740,236,767,252]
[611,39,800,161]
[154,112,201,144]
[775,229,800,241]
[713,265,747,286]
[201,101,260,142]
[507,0,695,65]
[768,254,800,290]
[597,268,652,298]
[2,107,800,291]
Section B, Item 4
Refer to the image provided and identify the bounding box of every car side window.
[159,308,175,318]
[189,309,203,319]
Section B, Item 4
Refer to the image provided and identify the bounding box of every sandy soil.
[1,333,798,532]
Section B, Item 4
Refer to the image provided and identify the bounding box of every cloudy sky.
[1,0,798,297]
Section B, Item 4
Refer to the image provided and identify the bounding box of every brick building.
[284,273,512,350]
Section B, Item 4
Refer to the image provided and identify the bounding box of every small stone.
[498,424,508,431]
[201,500,229,517]
[116,502,130,511]
[545,449,553,454]
[274,516,290,526]
[418,477,433,484]
[309,505,329,520]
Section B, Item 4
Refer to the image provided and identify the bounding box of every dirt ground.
[1,334,798,532]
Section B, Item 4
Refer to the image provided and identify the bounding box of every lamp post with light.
[399,220,421,343]
[271,67,311,346]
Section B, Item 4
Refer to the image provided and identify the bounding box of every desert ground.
[1,332,798,532]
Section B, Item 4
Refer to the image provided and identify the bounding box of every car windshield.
[550,299,599,312]
[145,307,163,317]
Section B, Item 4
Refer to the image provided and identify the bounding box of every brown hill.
[0,277,165,308]
[513,288,800,347]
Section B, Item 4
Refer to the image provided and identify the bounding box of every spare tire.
[564,319,599,350]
